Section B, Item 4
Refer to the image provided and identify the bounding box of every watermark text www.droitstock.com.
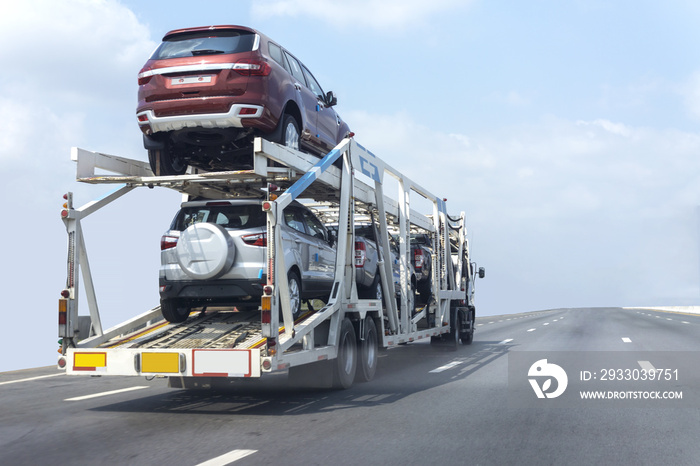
[508,351,697,408]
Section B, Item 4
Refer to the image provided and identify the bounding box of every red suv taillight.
[161,235,178,250]
[138,66,153,86]
[242,233,267,247]
[414,248,424,270]
[232,59,271,76]
[355,241,366,268]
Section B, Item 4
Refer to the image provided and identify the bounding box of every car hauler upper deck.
[58,137,483,389]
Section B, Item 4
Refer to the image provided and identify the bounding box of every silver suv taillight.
[242,233,267,247]
[161,235,178,250]
[414,248,424,270]
[355,241,366,267]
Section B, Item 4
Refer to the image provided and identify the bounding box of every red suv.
[137,25,350,175]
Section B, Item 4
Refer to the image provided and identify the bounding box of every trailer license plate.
[171,75,212,85]
[141,352,180,373]
[193,349,254,377]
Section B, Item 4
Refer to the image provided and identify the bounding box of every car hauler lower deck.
[58,137,482,389]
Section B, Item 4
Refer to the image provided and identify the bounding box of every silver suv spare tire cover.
[176,223,235,279]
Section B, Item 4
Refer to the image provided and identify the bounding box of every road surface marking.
[476,324,483,326]
[430,361,464,373]
[64,386,148,401]
[682,321,689,324]
[196,450,257,466]
[527,328,536,332]
[0,373,64,386]
[638,361,656,371]
[498,339,514,345]
[488,321,494,324]
[543,323,550,326]
[621,337,632,343]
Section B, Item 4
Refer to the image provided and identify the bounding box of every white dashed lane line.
[429,361,464,373]
[622,337,632,343]
[638,361,656,371]
[527,328,536,332]
[196,450,257,466]
[64,386,148,401]
[498,339,514,345]
[0,373,64,386]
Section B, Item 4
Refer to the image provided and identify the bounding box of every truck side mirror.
[478,267,485,279]
[328,229,337,247]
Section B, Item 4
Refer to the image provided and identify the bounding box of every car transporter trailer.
[58,137,482,389]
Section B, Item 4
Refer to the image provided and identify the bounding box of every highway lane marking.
[682,321,689,324]
[621,337,632,343]
[64,386,148,401]
[638,361,656,371]
[666,318,672,321]
[488,321,494,324]
[527,328,536,332]
[430,361,464,373]
[543,323,550,326]
[0,373,64,386]
[196,449,257,466]
[498,339,514,345]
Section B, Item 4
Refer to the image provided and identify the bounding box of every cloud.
[0,0,163,372]
[344,110,700,311]
[251,0,473,30]
[0,0,156,106]
[683,70,700,120]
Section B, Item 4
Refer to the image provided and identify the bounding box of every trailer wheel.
[161,299,190,323]
[148,147,187,176]
[460,308,474,345]
[332,318,357,389]
[445,307,461,351]
[355,316,378,383]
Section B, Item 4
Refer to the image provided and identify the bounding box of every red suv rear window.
[151,30,256,60]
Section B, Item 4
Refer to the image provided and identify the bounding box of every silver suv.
[159,199,336,323]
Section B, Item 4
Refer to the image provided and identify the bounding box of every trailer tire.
[161,300,190,323]
[445,307,461,351]
[332,318,357,389]
[355,316,378,383]
[460,308,474,345]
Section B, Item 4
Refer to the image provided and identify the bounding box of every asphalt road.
[2,307,699,465]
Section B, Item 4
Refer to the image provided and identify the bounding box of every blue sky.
[2,0,700,371]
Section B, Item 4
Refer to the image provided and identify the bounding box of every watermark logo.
[528,359,568,399]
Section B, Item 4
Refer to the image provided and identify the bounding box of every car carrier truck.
[57,137,484,389]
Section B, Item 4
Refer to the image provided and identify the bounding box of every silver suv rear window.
[152,30,256,60]
[173,204,266,231]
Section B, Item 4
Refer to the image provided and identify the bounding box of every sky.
[2,0,700,372]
